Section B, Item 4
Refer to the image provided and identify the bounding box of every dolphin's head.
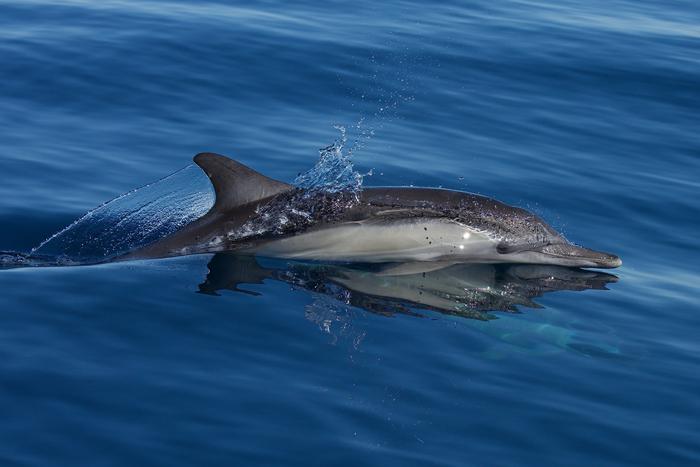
[482,205,622,269]
[492,216,622,269]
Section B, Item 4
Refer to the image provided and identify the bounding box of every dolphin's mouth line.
[537,250,622,269]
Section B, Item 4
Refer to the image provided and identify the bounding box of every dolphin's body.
[123,153,621,268]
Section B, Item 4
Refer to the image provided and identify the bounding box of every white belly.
[251,218,497,262]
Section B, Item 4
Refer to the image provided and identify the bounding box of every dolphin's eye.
[496,243,510,254]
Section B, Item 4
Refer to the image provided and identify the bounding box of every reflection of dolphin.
[199,253,617,319]
[199,254,621,356]
[124,153,621,268]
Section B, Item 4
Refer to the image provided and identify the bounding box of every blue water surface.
[1,0,699,465]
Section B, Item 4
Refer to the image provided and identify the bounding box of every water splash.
[29,165,214,263]
[229,126,366,241]
[293,125,364,195]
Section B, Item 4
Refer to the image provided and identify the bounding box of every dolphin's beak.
[539,243,622,269]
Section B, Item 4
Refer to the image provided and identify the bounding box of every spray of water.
[228,125,366,241]
[293,125,364,195]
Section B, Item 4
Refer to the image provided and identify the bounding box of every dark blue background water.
[1,1,699,465]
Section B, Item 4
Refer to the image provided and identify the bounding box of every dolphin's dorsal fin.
[194,152,292,212]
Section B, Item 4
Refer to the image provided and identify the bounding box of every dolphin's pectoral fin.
[194,152,293,213]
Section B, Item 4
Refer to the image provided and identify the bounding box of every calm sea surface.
[1,1,699,465]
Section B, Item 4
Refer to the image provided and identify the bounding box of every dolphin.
[122,152,621,268]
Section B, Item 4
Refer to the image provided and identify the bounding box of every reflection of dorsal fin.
[194,152,292,213]
[198,253,273,296]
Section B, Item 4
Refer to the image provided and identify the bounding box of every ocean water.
[1,0,699,465]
